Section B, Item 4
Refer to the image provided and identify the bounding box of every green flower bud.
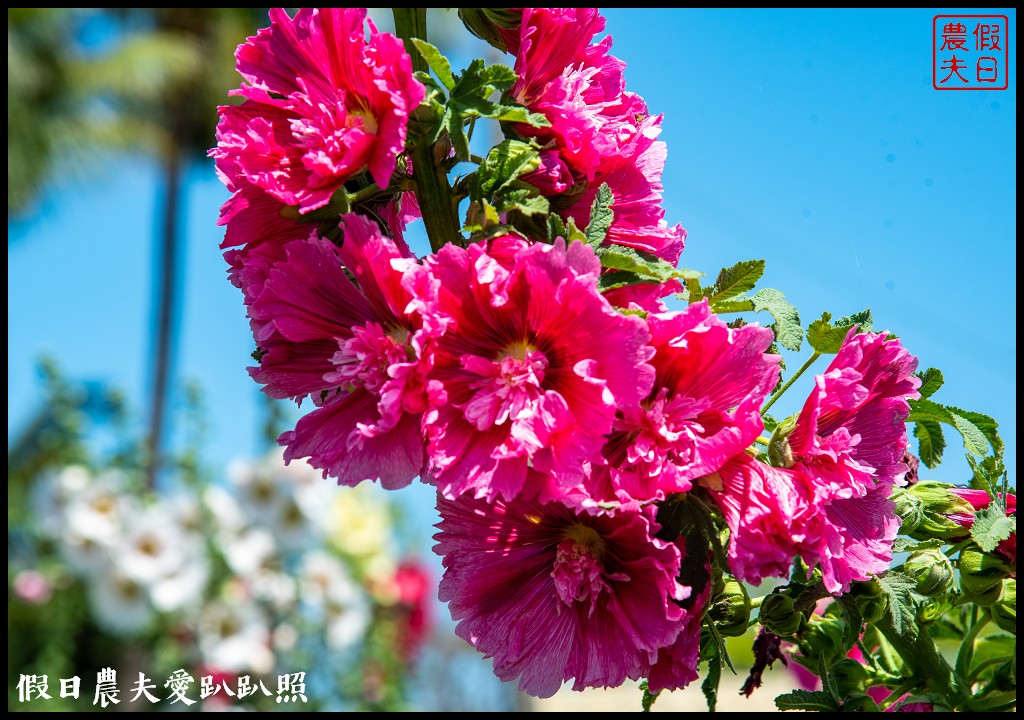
[903,548,955,597]
[958,546,1012,604]
[457,8,522,53]
[991,578,1016,634]
[758,592,803,637]
[891,481,975,540]
[795,612,846,671]
[840,693,881,712]
[849,579,889,624]
[829,658,870,696]
[767,414,798,468]
[709,577,751,637]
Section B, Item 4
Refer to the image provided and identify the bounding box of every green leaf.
[949,412,989,457]
[946,407,1003,458]
[585,183,615,248]
[435,58,550,161]
[462,199,501,234]
[700,634,722,713]
[752,288,803,351]
[806,309,872,354]
[707,259,765,303]
[913,420,946,469]
[713,298,755,314]
[411,39,454,90]
[876,571,918,639]
[775,690,840,712]
[835,594,864,653]
[596,244,678,282]
[971,500,1016,553]
[494,187,549,217]
[472,139,541,199]
[639,680,659,713]
[546,214,565,244]
[916,368,944,399]
[892,537,944,553]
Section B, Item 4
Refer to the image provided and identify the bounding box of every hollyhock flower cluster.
[211,6,942,703]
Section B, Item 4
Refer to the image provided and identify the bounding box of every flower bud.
[767,415,798,468]
[457,8,522,53]
[829,658,870,696]
[795,611,846,671]
[903,548,954,597]
[958,546,1012,604]
[991,578,1016,634]
[849,579,889,624]
[709,576,751,637]
[758,592,802,637]
[891,481,975,540]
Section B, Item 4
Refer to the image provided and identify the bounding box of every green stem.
[392,8,462,253]
[954,610,989,688]
[753,436,770,447]
[878,681,915,711]
[876,620,962,709]
[761,351,821,416]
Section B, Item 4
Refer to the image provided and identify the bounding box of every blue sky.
[9,9,1017,535]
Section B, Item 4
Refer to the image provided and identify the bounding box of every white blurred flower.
[118,508,189,583]
[151,551,210,613]
[221,527,277,577]
[59,525,111,575]
[87,563,153,636]
[247,568,297,612]
[198,599,274,674]
[268,496,315,552]
[64,471,135,543]
[227,457,287,527]
[204,485,246,535]
[31,465,90,537]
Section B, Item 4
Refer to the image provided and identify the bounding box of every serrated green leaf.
[907,397,954,424]
[546,214,565,244]
[806,309,872,354]
[752,288,802,351]
[971,502,1015,552]
[835,594,864,653]
[585,183,615,248]
[495,187,549,217]
[949,411,991,457]
[639,680,659,713]
[914,420,946,469]
[775,690,840,712]
[877,571,918,639]
[709,259,765,303]
[916,368,944,399]
[462,199,501,233]
[472,139,541,199]
[946,407,1003,458]
[412,39,455,90]
[596,244,678,282]
[712,298,755,314]
[700,636,722,713]
[892,536,944,553]
[436,58,550,161]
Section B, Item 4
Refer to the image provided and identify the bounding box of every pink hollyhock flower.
[600,301,779,506]
[789,330,921,494]
[425,236,654,502]
[434,492,686,698]
[949,488,1017,565]
[559,116,687,265]
[212,8,425,213]
[248,213,441,489]
[708,331,920,593]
